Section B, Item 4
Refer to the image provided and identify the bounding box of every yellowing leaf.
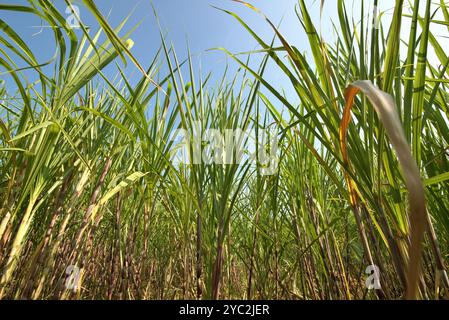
[99,171,147,207]
[232,0,261,13]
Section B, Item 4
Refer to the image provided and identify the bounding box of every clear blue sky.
[3,0,425,108]
[0,0,344,99]
[1,0,444,129]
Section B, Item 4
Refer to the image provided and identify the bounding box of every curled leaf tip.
[340,80,427,300]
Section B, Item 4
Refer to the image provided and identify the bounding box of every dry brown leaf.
[340,80,427,300]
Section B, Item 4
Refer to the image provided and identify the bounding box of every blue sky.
[2,0,441,109]
[0,0,343,99]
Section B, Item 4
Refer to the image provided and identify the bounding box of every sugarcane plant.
[0,0,448,300]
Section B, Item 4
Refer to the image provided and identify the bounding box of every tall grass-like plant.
[0,0,448,300]
[224,0,449,299]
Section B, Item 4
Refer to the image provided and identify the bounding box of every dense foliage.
[0,0,448,299]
